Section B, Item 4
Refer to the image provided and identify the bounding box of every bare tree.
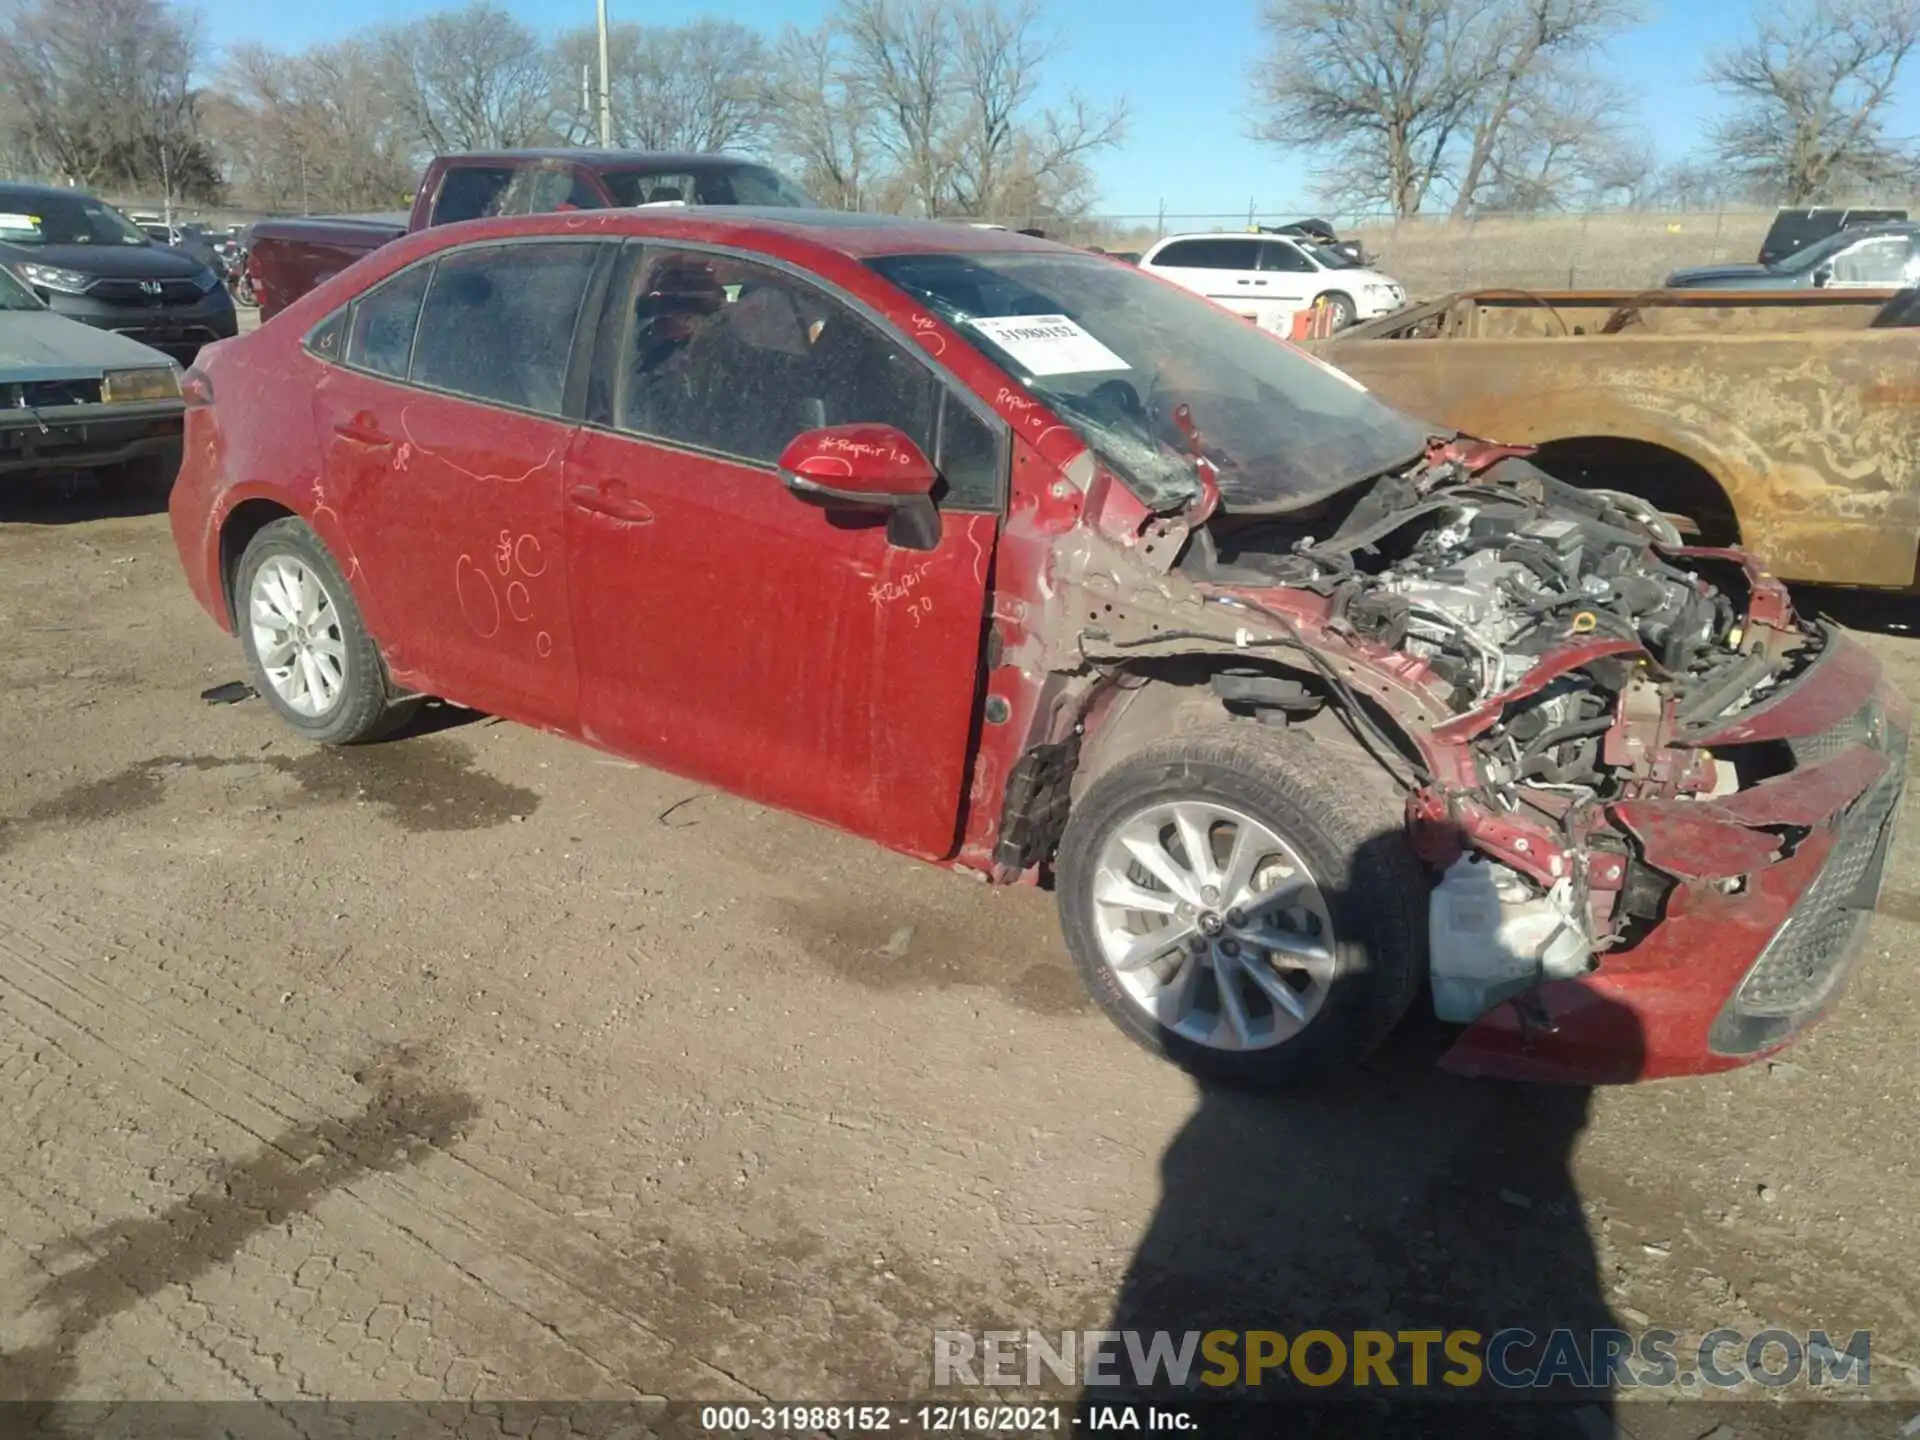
[1706,0,1920,202]
[0,0,217,195]
[946,0,1127,216]
[1448,0,1639,216]
[1249,0,1636,217]
[766,24,872,208]
[841,0,962,213]
[782,0,1124,219]
[553,20,775,153]
[381,2,554,153]
[210,39,416,213]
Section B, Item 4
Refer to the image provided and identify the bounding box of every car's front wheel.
[1316,291,1357,330]
[235,518,413,745]
[1055,728,1426,1089]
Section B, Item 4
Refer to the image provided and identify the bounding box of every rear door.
[1146,238,1265,318]
[562,243,1005,858]
[312,237,606,728]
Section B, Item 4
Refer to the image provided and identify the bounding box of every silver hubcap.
[249,555,346,718]
[1090,800,1335,1051]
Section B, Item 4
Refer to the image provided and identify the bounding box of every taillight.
[181,367,215,409]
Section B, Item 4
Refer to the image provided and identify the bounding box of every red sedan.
[168,208,1907,1087]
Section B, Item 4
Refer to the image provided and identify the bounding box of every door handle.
[568,483,655,525]
[332,416,392,448]
[1235,278,1252,285]
[1253,279,1269,286]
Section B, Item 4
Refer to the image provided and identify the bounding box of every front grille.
[87,278,204,305]
[5,378,101,408]
[1735,735,1905,1016]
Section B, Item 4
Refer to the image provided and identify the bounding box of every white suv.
[1139,232,1406,333]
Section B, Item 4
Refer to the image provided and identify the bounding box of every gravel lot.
[0,479,1917,1432]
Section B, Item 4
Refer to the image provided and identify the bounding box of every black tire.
[233,517,413,745]
[1055,727,1427,1090]
[1317,291,1357,330]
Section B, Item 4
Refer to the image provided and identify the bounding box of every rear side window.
[409,242,599,416]
[431,166,518,226]
[345,264,432,378]
[1152,239,1259,270]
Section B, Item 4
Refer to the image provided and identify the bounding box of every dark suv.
[0,184,237,363]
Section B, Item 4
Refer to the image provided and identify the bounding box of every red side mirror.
[777,424,938,505]
[777,424,942,551]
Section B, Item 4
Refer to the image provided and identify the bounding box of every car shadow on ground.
[0,475,168,525]
[1794,584,1920,638]
[1091,833,1640,1436]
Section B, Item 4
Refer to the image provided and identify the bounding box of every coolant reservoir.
[1429,854,1593,1023]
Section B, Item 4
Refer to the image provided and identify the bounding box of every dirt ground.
[1,482,1918,1434]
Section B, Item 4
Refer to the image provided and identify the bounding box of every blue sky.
[194,0,1919,217]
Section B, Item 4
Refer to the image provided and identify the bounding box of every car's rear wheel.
[1055,728,1426,1089]
[235,518,413,745]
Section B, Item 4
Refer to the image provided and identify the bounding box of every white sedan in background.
[1139,231,1405,333]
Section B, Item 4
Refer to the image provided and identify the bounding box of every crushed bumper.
[1442,635,1908,1084]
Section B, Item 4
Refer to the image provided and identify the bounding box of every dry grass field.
[1349,210,1776,295]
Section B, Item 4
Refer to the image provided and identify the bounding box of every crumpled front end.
[1439,634,1907,1082]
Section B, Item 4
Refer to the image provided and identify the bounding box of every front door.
[564,244,1005,858]
[313,239,602,729]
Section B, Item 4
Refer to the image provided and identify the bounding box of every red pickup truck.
[246,149,813,319]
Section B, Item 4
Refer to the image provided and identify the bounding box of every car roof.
[419,206,1067,261]
[452,150,786,170]
[0,181,102,202]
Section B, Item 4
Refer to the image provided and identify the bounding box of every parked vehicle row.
[166,206,1905,1088]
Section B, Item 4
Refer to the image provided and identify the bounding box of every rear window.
[600,165,813,209]
[431,167,518,226]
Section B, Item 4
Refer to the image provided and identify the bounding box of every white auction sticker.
[0,213,42,234]
[968,314,1129,375]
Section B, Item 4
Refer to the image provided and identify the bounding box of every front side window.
[870,249,1430,514]
[1258,241,1316,274]
[1831,235,1918,286]
[345,264,433,379]
[431,167,518,226]
[410,243,599,415]
[593,247,945,477]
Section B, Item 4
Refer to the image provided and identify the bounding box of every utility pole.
[596,0,613,147]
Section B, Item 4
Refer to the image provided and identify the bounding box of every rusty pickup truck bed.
[1317,288,1920,588]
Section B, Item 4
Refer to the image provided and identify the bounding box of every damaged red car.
[167,210,1908,1087]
